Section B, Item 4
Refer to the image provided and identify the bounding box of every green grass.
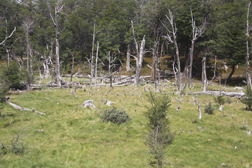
[0,83,252,168]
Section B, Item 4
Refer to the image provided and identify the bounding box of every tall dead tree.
[202,56,207,92]
[90,21,96,89]
[162,10,182,91]
[22,18,34,91]
[152,41,159,92]
[131,20,145,86]
[126,44,131,71]
[0,19,16,67]
[246,2,252,88]
[95,42,99,86]
[49,0,64,87]
[70,52,74,82]
[188,9,205,88]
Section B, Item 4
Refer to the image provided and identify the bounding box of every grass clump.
[204,103,215,115]
[102,107,131,125]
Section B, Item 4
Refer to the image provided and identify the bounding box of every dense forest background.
[0,0,251,88]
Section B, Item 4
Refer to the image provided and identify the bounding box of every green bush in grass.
[102,107,131,125]
[204,102,215,115]
[241,87,252,111]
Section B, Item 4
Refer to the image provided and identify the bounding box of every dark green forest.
[0,0,252,89]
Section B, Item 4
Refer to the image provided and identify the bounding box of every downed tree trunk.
[189,91,245,97]
[6,100,46,115]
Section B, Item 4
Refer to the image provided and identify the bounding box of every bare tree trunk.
[135,36,145,86]
[0,19,16,67]
[246,2,252,88]
[188,41,195,88]
[70,54,74,82]
[225,65,235,83]
[22,18,33,91]
[131,20,145,86]
[202,56,207,92]
[126,44,131,71]
[188,9,205,88]
[4,46,10,67]
[90,21,96,89]
[206,56,217,89]
[49,1,64,88]
[162,10,182,90]
[26,32,30,91]
[174,39,181,91]
[95,42,99,87]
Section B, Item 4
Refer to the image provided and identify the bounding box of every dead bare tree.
[206,56,217,89]
[95,42,99,87]
[131,20,145,86]
[22,18,34,90]
[0,18,16,67]
[246,2,252,88]
[202,56,207,92]
[126,44,131,71]
[152,41,159,92]
[162,9,182,91]
[188,8,205,88]
[49,0,65,87]
[70,52,74,82]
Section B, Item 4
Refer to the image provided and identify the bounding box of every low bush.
[204,103,215,115]
[214,95,226,106]
[241,87,252,111]
[102,107,131,125]
[0,134,24,155]
[226,96,232,104]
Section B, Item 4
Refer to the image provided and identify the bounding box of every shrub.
[0,66,9,102]
[0,134,24,155]
[226,96,232,104]
[241,87,252,111]
[192,118,198,123]
[214,95,226,106]
[1,62,24,90]
[204,103,215,115]
[10,135,24,155]
[180,89,186,95]
[102,107,131,125]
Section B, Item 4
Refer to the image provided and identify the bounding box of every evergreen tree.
[145,92,175,168]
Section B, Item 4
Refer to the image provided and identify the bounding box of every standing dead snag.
[90,21,97,89]
[95,42,99,87]
[49,0,65,87]
[131,20,145,86]
[188,9,205,88]
[246,2,252,88]
[126,44,131,71]
[162,9,182,91]
[0,18,16,67]
[202,56,207,92]
[22,18,34,91]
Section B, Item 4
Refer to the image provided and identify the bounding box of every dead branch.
[6,100,46,115]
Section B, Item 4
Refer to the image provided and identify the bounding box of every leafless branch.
[0,27,16,46]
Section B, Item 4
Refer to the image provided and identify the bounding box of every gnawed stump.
[83,100,95,108]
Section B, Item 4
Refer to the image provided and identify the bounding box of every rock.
[106,101,115,106]
[83,100,95,108]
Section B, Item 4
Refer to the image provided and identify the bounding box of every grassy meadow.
[0,81,252,168]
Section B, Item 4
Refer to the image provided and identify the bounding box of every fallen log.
[189,91,245,97]
[6,101,46,115]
